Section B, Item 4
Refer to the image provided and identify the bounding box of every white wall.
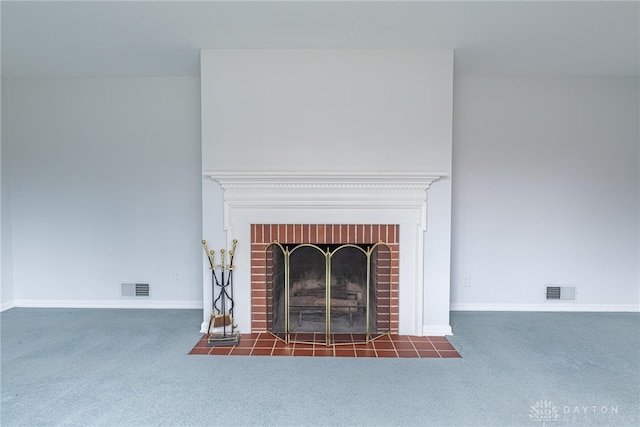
[5,77,203,308]
[202,49,453,173]
[0,4,12,311]
[1,77,14,311]
[1,2,13,309]
[451,76,639,310]
[4,58,635,316]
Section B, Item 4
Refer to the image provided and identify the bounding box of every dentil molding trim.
[203,171,448,191]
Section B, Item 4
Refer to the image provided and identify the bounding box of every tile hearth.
[189,333,461,358]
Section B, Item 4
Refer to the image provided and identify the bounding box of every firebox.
[251,224,399,345]
[265,242,393,346]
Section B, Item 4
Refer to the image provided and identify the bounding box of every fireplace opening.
[265,241,392,346]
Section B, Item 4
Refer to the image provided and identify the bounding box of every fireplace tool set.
[202,239,240,347]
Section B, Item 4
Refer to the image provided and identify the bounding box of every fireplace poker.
[201,240,215,269]
[201,241,220,311]
[202,240,219,334]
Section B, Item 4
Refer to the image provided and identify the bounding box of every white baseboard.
[422,324,453,336]
[12,299,203,310]
[450,303,640,312]
[1,301,16,312]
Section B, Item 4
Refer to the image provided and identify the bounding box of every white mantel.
[201,171,452,336]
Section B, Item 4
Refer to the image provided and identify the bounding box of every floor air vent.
[546,285,576,301]
[121,283,150,297]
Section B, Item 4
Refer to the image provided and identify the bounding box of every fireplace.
[252,224,398,345]
[201,171,452,337]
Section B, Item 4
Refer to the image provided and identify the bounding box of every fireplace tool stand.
[202,239,240,347]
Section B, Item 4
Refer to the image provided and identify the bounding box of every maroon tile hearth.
[189,333,461,358]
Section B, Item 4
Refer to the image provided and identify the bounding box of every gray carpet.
[1,308,638,426]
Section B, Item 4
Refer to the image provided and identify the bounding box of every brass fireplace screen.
[265,241,392,346]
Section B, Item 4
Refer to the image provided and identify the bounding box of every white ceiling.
[1,0,638,78]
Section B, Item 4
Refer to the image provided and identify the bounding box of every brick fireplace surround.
[251,223,399,333]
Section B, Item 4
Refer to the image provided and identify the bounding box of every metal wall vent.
[121,283,150,298]
[546,285,576,301]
